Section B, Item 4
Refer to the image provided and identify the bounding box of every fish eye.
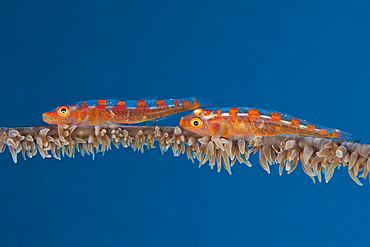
[190,117,203,128]
[58,105,70,117]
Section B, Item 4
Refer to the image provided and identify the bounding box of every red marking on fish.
[113,100,127,110]
[248,109,260,119]
[136,100,148,110]
[155,99,168,108]
[96,99,107,109]
[290,118,300,127]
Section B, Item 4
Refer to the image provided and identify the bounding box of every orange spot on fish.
[97,99,107,105]
[319,128,328,134]
[182,99,190,106]
[215,109,222,118]
[96,99,107,109]
[136,100,148,110]
[229,107,238,118]
[291,118,300,126]
[173,99,180,106]
[117,100,126,106]
[248,109,260,119]
[270,112,282,122]
[155,99,168,108]
[203,110,213,117]
[113,100,127,110]
[307,124,315,130]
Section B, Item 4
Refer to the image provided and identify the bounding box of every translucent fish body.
[43,97,199,126]
[180,107,359,142]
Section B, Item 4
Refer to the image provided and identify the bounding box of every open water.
[0,1,369,246]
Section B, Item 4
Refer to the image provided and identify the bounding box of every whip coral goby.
[0,124,369,186]
[42,97,200,126]
[179,107,359,141]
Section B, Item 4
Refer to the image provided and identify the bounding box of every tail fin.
[335,130,361,143]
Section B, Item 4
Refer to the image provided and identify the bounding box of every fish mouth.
[42,113,57,125]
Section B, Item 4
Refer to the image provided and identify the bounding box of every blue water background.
[1,1,369,246]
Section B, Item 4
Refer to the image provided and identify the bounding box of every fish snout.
[42,112,57,125]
